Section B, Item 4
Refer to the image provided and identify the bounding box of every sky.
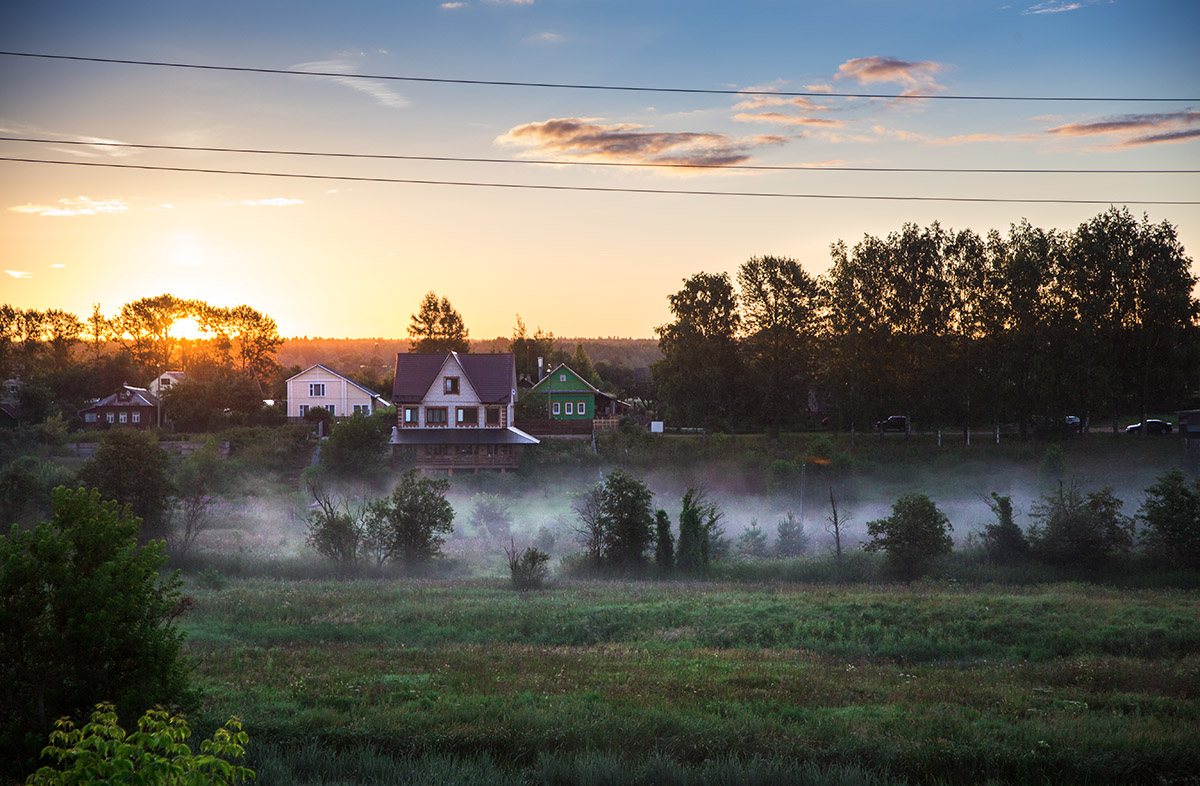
[1,0,1198,340]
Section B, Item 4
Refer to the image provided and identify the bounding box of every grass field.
[182,578,1200,785]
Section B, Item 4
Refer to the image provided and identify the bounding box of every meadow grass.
[182,578,1200,785]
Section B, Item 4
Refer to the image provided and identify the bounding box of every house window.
[485,407,500,426]
[354,404,370,415]
[444,377,459,395]
[457,407,478,426]
[565,402,574,415]
[85,412,97,423]
[299,405,310,417]
[119,411,128,423]
[403,406,418,424]
[578,401,587,416]
[132,412,141,424]
[106,412,115,423]
[309,383,326,397]
[552,401,561,415]
[325,404,335,416]
[160,378,171,389]
[559,373,566,382]
[426,407,448,426]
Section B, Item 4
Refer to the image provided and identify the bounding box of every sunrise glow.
[2,2,1197,339]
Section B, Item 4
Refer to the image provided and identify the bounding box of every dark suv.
[876,415,908,433]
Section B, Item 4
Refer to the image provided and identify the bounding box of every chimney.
[537,357,544,380]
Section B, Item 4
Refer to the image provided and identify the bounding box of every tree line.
[0,295,284,430]
[654,208,1199,436]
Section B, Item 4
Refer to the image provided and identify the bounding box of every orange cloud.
[496,118,788,168]
[836,56,945,94]
[733,112,842,127]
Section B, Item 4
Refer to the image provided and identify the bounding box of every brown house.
[389,352,538,474]
[79,384,160,430]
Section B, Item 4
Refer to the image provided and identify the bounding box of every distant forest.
[278,337,661,379]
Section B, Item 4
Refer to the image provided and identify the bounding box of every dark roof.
[81,385,159,412]
[392,353,515,404]
[389,426,538,446]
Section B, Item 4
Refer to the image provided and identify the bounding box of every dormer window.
[444,377,459,395]
[559,374,567,382]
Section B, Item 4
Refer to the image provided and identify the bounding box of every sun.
[171,317,207,340]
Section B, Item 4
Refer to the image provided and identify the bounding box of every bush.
[1028,482,1133,568]
[1138,469,1200,569]
[26,703,252,785]
[504,542,550,591]
[864,492,953,581]
[77,430,174,542]
[978,492,1030,565]
[0,488,195,778]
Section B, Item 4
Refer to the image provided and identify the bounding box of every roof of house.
[389,426,539,446]
[81,384,160,412]
[286,364,387,401]
[157,371,187,382]
[392,352,516,405]
[529,363,604,395]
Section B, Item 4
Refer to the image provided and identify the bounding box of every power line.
[3,137,1194,175]
[4,157,1195,205]
[2,51,1196,103]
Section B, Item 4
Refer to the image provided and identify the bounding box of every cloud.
[293,59,410,109]
[805,84,834,93]
[733,112,842,127]
[5,270,33,279]
[235,198,305,207]
[874,126,1038,145]
[1022,1,1084,14]
[50,264,66,269]
[1121,128,1200,147]
[10,197,130,217]
[441,2,467,7]
[836,56,945,94]
[524,31,564,43]
[1047,111,1200,137]
[496,117,788,169]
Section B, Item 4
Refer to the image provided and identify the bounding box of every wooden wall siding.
[287,365,378,418]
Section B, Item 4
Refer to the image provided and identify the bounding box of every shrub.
[978,492,1030,565]
[1137,469,1200,569]
[26,703,252,785]
[0,488,195,777]
[775,512,809,557]
[77,430,174,542]
[471,493,514,540]
[504,542,550,591]
[1028,482,1133,568]
[864,492,953,581]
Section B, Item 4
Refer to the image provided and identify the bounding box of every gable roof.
[82,384,160,411]
[286,364,386,401]
[392,352,515,404]
[529,363,604,395]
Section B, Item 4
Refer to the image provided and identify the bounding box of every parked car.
[1125,419,1173,435]
[876,415,908,433]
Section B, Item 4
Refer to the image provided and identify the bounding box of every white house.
[149,371,187,398]
[285,364,388,419]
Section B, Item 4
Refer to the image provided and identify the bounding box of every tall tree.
[654,272,742,429]
[43,309,83,371]
[509,315,558,380]
[229,305,283,389]
[598,468,655,571]
[366,470,455,570]
[114,294,187,379]
[408,292,469,354]
[85,303,110,362]
[737,255,820,435]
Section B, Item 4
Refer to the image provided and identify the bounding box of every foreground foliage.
[0,488,194,778]
[26,703,253,785]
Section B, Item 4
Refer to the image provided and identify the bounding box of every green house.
[527,364,628,421]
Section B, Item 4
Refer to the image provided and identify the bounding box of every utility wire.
[4,157,1195,205]
[2,51,1196,103]
[3,137,1194,175]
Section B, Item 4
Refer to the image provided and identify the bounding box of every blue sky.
[2,0,1197,338]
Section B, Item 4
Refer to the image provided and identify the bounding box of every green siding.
[530,367,597,420]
